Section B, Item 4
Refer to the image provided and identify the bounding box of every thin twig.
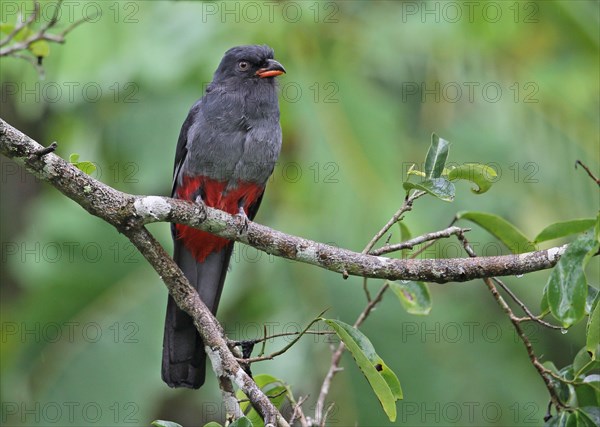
[359,190,424,301]
[320,403,337,427]
[484,276,567,410]
[370,226,469,256]
[455,228,560,331]
[492,278,561,330]
[238,311,327,364]
[362,191,426,254]
[10,53,46,77]
[288,394,309,427]
[315,245,405,421]
[314,280,390,423]
[362,277,371,302]
[30,141,57,158]
[407,237,439,259]
[0,1,40,47]
[354,282,389,329]
[315,345,344,426]
[230,329,334,348]
[38,0,64,33]
[575,160,600,186]
[457,233,567,412]
[0,13,93,56]
[258,324,268,357]
[0,0,98,58]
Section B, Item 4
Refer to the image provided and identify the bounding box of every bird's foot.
[234,206,249,234]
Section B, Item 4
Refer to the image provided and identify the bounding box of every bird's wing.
[172,100,203,198]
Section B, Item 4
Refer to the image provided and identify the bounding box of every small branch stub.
[30,141,57,159]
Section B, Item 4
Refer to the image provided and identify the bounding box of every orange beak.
[256,59,286,78]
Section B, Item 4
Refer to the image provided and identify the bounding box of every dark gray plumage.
[162,45,285,389]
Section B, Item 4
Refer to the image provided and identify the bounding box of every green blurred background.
[1,1,598,426]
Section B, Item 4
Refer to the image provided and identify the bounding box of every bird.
[162,45,285,389]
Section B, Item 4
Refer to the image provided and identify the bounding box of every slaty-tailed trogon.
[162,45,285,388]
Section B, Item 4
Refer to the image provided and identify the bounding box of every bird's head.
[211,45,286,86]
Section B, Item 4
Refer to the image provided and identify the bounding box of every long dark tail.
[162,241,233,388]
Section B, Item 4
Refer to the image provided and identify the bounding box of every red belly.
[174,175,264,261]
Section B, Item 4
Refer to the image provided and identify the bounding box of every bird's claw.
[234,207,249,234]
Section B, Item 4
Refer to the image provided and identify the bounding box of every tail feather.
[162,241,233,388]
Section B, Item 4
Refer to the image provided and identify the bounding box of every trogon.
[162,45,285,388]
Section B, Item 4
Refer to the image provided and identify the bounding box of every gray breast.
[183,85,282,186]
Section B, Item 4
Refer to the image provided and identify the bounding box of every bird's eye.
[238,61,249,70]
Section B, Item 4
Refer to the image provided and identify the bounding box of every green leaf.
[152,421,183,427]
[456,211,535,253]
[323,319,402,421]
[29,39,50,58]
[230,417,253,427]
[447,163,497,194]
[265,385,288,408]
[398,221,411,242]
[0,24,15,35]
[239,374,289,412]
[253,373,280,389]
[573,347,596,377]
[583,374,600,387]
[535,219,597,243]
[403,178,455,202]
[586,286,599,315]
[544,410,574,427]
[69,153,97,176]
[576,408,600,427]
[202,423,223,427]
[388,281,432,315]
[575,381,600,408]
[235,374,287,427]
[10,25,32,42]
[76,161,97,175]
[404,135,454,201]
[581,407,600,425]
[547,229,599,328]
[587,299,600,360]
[397,222,412,258]
[424,134,449,179]
[540,286,551,315]
[582,375,600,397]
[559,364,576,382]
[407,162,497,195]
